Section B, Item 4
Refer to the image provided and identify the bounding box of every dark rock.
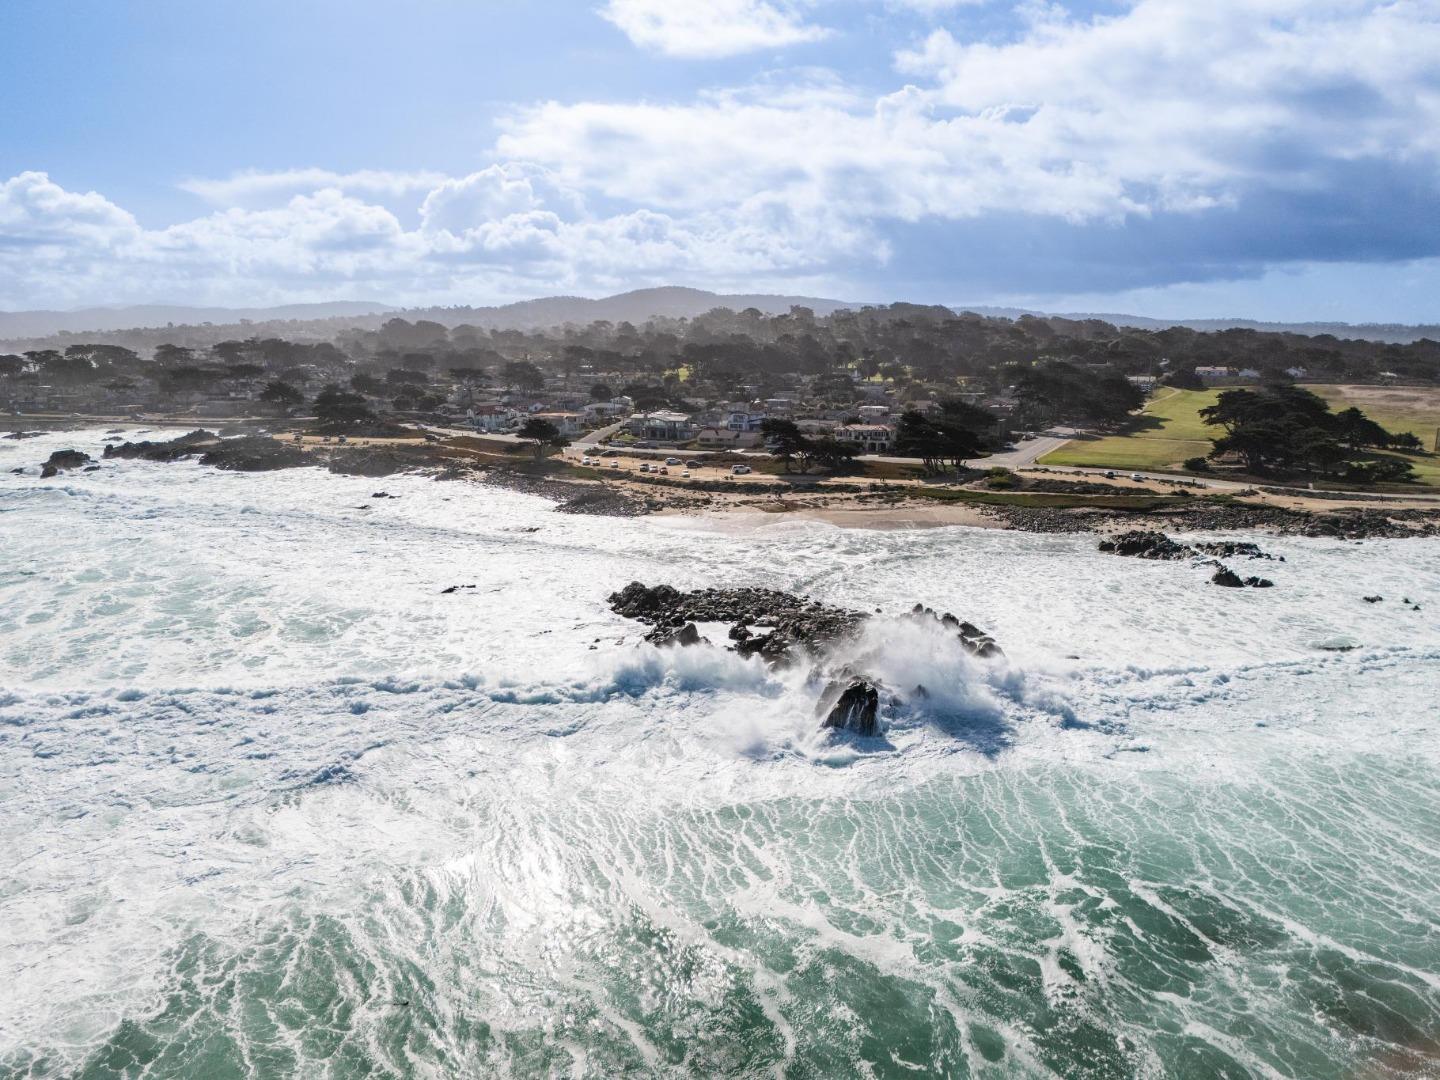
[1363,595,1384,603]
[105,430,218,462]
[1098,530,1192,560]
[199,437,306,472]
[1195,540,1282,561]
[1212,566,1274,589]
[3,431,43,440]
[649,622,705,648]
[817,679,881,737]
[39,449,93,477]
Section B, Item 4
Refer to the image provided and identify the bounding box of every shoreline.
[12,421,1440,540]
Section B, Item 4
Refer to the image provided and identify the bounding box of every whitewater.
[2,428,1439,1078]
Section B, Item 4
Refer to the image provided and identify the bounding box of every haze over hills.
[0,302,394,339]
[2,286,1436,346]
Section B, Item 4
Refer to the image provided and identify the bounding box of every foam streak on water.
[2,429,1439,1078]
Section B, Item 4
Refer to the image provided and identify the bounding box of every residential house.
[582,400,629,421]
[1195,366,1234,385]
[695,427,761,449]
[627,411,697,443]
[530,412,584,436]
[468,403,518,432]
[836,424,895,454]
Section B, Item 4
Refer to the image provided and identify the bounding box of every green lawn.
[1041,388,1218,471]
[1040,384,1440,486]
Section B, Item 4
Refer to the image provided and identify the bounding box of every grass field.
[1040,384,1440,486]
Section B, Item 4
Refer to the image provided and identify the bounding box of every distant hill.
[2,288,1434,348]
[0,301,395,339]
[950,304,1440,345]
[399,286,863,329]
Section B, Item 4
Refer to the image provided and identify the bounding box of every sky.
[2,0,1439,322]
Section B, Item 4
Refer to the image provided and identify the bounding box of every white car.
[639,462,651,472]
[666,457,682,466]
[681,471,691,478]
[1130,473,1144,481]
[731,464,751,475]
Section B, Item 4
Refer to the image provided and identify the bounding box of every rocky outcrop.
[906,604,1004,659]
[608,583,868,664]
[199,437,307,472]
[104,430,219,462]
[1194,540,1282,561]
[1211,567,1273,588]
[1098,530,1193,560]
[608,582,1005,740]
[817,678,880,737]
[650,622,706,648]
[39,449,93,478]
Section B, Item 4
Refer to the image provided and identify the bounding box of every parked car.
[665,457,682,466]
[1130,473,1144,481]
[731,464,752,475]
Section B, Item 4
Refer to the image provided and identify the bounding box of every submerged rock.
[1194,540,1282,561]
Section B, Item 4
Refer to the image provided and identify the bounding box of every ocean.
[2,428,1438,1078]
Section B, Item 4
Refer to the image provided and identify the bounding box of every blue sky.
[2,0,1439,321]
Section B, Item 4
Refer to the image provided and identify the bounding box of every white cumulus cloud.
[599,0,831,58]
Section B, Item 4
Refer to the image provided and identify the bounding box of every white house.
[1195,366,1233,385]
[857,404,891,422]
[530,411,584,436]
[836,424,895,454]
[724,409,768,432]
[582,400,629,421]
[468,404,518,432]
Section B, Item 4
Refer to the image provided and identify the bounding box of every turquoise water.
[2,430,1438,1077]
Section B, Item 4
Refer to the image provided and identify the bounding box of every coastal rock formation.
[608,582,1004,739]
[608,583,868,664]
[104,430,218,463]
[1098,530,1193,560]
[39,449,93,478]
[817,678,880,737]
[1100,530,1279,590]
[1211,567,1274,588]
[199,437,307,472]
[1194,540,1283,561]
